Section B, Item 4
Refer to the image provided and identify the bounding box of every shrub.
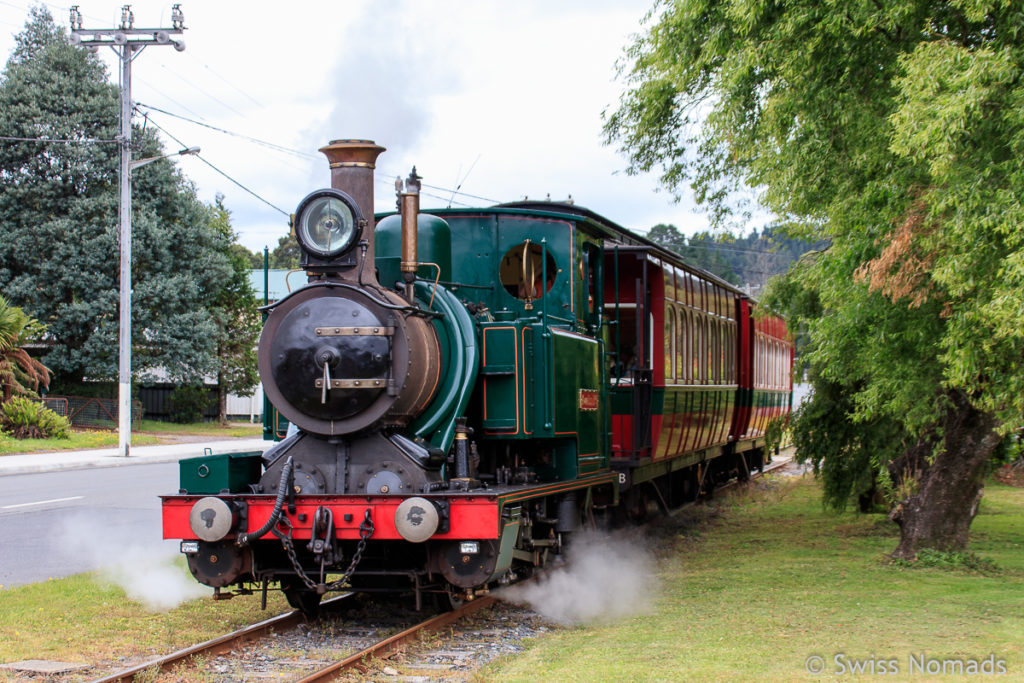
[0,397,71,439]
[169,385,212,424]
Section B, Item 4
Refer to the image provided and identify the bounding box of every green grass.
[0,429,162,454]
[0,421,261,455]
[487,476,1024,682]
[135,419,262,438]
[0,564,289,675]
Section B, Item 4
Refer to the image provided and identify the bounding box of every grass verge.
[0,421,261,455]
[487,475,1024,682]
[0,562,289,677]
[134,420,262,439]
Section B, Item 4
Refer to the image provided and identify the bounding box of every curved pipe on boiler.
[412,282,479,454]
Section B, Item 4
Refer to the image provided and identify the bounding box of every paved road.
[0,461,185,587]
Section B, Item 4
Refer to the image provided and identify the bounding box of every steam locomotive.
[161,139,792,615]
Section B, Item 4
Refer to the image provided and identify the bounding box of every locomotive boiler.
[161,138,792,615]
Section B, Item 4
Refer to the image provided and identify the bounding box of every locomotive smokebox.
[259,138,442,438]
[319,139,386,274]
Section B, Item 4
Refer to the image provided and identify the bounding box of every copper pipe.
[397,168,422,302]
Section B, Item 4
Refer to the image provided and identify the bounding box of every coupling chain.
[274,508,374,593]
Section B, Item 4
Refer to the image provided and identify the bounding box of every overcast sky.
[0,0,750,253]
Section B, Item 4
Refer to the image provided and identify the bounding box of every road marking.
[2,496,84,510]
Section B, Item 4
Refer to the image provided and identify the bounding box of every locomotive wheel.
[282,580,322,619]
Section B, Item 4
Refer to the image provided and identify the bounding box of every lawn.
[487,474,1024,681]
[0,420,262,455]
[0,563,289,672]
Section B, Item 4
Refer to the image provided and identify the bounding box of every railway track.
[90,594,349,683]
[295,594,497,681]
[89,592,502,682]
[88,453,796,682]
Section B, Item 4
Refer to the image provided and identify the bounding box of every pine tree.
[0,7,231,389]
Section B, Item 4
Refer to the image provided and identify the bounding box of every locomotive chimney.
[318,139,386,268]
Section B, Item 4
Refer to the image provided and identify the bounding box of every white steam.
[496,531,658,625]
[58,514,210,611]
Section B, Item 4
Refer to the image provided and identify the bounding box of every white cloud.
[0,0,765,253]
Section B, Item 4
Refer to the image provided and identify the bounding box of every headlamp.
[294,188,362,260]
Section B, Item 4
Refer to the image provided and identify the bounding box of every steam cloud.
[496,531,658,625]
[58,514,210,611]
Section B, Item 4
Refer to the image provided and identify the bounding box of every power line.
[145,115,289,216]
[135,83,210,122]
[426,181,497,205]
[375,167,500,205]
[197,61,265,108]
[422,189,476,208]
[137,103,504,204]
[156,62,248,118]
[136,102,317,160]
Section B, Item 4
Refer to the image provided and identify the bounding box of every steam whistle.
[397,167,422,303]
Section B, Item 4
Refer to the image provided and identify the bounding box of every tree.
[647,223,687,253]
[606,1,1024,558]
[0,8,232,389]
[232,243,264,269]
[0,293,51,402]
[647,223,740,283]
[208,195,260,424]
[269,233,301,269]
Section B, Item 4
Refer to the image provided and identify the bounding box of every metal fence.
[42,395,142,429]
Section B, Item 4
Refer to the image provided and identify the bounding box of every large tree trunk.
[888,390,1001,559]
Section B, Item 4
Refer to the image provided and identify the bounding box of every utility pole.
[70,5,186,458]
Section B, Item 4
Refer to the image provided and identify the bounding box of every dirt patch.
[995,464,1024,487]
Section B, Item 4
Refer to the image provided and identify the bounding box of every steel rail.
[89,594,351,683]
[295,595,498,682]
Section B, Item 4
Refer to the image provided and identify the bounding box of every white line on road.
[2,496,84,510]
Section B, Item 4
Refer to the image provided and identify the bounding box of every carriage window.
[677,309,686,381]
[608,308,638,383]
[727,321,736,383]
[500,241,558,302]
[693,314,702,383]
[663,307,671,382]
[713,319,721,384]
[755,335,762,387]
[758,335,766,387]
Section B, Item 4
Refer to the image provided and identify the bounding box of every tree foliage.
[208,194,261,423]
[0,293,51,401]
[607,1,1024,556]
[0,8,233,389]
[269,233,301,269]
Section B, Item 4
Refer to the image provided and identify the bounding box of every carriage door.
[605,247,654,458]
